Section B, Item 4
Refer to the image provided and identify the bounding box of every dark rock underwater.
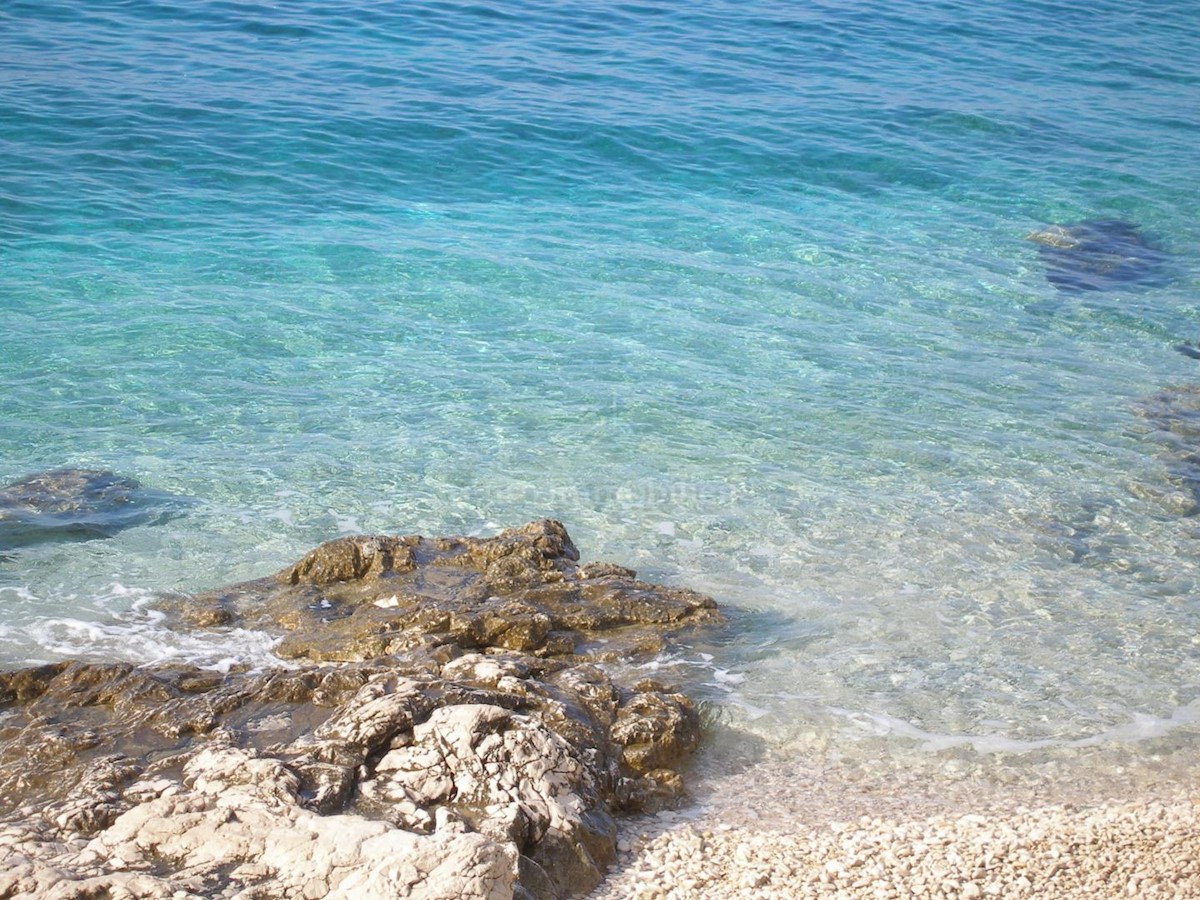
[0,469,192,551]
[0,520,722,900]
[1026,219,1167,293]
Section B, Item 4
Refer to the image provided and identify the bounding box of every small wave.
[829,702,1200,754]
[20,616,289,674]
[0,581,289,673]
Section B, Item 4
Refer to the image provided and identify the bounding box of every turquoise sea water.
[3,0,1200,772]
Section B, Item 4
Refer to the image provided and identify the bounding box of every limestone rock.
[0,522,721,899]
[82,744,520,900]
[0,657,694,898]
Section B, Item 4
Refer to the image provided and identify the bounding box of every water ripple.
[1,0,1199,759]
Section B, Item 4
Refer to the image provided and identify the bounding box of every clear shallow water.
[2,0,1200,769]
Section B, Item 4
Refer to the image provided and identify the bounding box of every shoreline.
[588,735,1200,899]
[4,516,1200,899]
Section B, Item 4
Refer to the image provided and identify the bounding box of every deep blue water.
[2,0,1200,767]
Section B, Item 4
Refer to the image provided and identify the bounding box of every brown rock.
[0,521,723,899]
[161,519,720,664]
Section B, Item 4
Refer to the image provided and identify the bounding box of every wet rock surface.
[161,518,719,663]
[0,468,192,550]
[1026,219,1167,293]
[0,520,720,899]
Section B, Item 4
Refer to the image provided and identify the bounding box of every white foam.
[710,668,746,686]
[0,585,38,602]
[23,615,290,673]
[0,580,290,674]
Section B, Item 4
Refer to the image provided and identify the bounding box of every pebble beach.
[590,743,1200,899]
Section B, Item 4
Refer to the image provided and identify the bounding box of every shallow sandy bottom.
[588,732,1200,899]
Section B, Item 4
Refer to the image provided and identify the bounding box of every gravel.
[588,742,1200,899]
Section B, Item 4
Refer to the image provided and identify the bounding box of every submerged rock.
[1026,219,1167,293]
[0,521,720,899]
[1175,342,1200,361]
[0,468,192,549]
[1132,385,1200,514]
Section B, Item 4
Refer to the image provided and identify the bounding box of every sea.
[2,0,1200,788]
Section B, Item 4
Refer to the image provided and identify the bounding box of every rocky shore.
[4,517,1198,899]
[0,520,722,899]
